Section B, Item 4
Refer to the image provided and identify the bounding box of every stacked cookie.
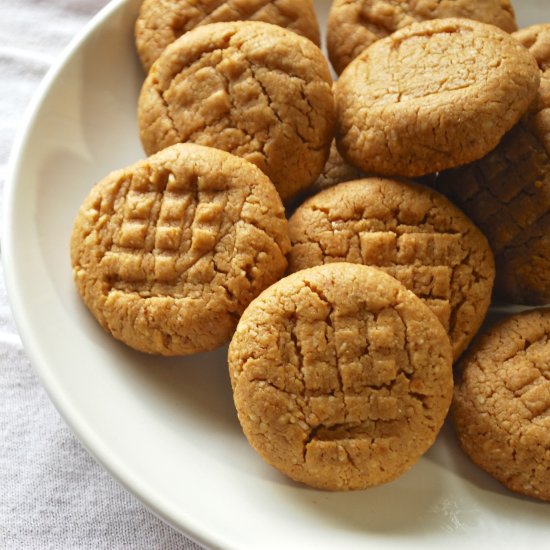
[137,20,335,201]
[70,1,550,497]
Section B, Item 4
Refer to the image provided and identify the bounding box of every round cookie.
[138,21,335,202]
[135,0,321,72]
[437,23,550,304]
[334,18,540,178]
[70,143,290,356]
[229,263,454,490]
[327,0,517,75]
[289,178,495,361]
[453,308,550,501]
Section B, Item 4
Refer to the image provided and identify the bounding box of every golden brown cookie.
[515,24,550,72]
[288,178,495,360]
[229,263,453,490]
[334,18,540,178]
[135,0,321,72]
[327,0,517,75]
[138,21,335,202]
[437,23,550,305]
[70,143,290,356]
[453,308,550,502]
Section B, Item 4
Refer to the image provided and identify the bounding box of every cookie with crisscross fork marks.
[70,143,290,356]
[229,263,453,490]
[453,308,550,501]
[135,0,321,72]
[138,21,335,201]
[288,178,495,361]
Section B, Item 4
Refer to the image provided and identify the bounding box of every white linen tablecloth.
[0,1,203,548]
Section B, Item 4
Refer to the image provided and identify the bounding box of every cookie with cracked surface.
[334,18,540,179]
[288,178,495,361]
[138,21,335,202]
[327,0,517,75]
[228,263,454,490]
[70,143,290,356]
[135,0,321,72]
[453,308,550,501]
[436,23,550,304]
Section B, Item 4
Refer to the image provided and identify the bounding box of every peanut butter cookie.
[334,18,540,178]
[229,263,453,490]
[453,308,550,501]
[135,0,321,72]
[70,143,290,356]
[138,21,335,201]
[327,0,517,75]
[289,178,494,360]
[437,23,550,304]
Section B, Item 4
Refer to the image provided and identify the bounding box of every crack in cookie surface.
[437,24,550,304]
[71,143,290,356]
[327,0,517,74]
[453,308,550,501]
[228,263,453,490]
[138,21,334,201]
[288,178,495,360]
[135,0,321,71]
[334,18,539,178]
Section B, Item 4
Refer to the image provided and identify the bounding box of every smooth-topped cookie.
[327,0,517,75]
[138,21,335,201]
[453,308,550,501]
[229,263,454,490]
[335,18,540,178]
[136,0,321,72]
[289,178,495,360]
[70,144,290,356]
[437,23,550,304]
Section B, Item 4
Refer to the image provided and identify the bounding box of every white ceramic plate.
[4,1,550,548]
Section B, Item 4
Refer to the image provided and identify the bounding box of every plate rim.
[1,0,224,548]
